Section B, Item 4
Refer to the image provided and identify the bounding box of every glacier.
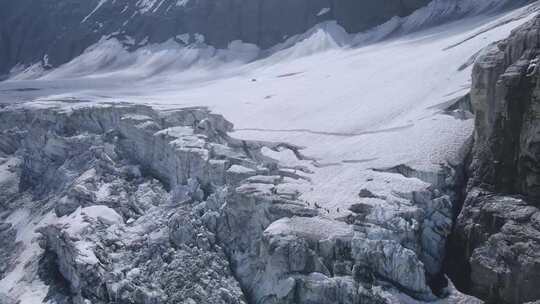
[1,1,540,304]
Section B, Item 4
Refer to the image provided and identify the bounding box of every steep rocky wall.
[0,0,431,76]
[449,14,540,304]
[469,15,540,200]
[449,188,540,304]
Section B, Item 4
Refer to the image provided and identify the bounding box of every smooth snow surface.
[1,2,538,216]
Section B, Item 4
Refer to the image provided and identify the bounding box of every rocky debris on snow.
[448,13,540,304]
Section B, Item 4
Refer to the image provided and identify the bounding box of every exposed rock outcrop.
[451,188,540,303]
[449,14,540,304]
[469,15,540,200]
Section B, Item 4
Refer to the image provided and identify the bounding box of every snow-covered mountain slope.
[0,0,532,78]
[0,0,433,77]
[0,1,539,304]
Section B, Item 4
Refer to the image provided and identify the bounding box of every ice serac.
[0,0,432,76]
[448,14,540,304]
[0,105,251,304]
[0,101,480,304]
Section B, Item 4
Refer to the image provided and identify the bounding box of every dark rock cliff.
[448,14,540,304]
[470,15,540,201]
[0,0,431,76]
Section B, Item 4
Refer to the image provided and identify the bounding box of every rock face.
[451,188,540,304]
[469,15,540,201]
[0,0,432,76]
[449,14,540,304]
